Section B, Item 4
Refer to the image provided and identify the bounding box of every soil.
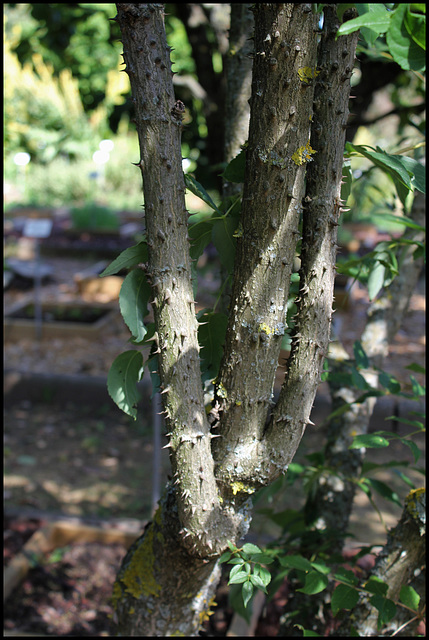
[4,516,125,636]
[3,242,426,636]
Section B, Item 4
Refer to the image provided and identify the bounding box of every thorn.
[160,386,171,395]
[307,419,316,426]
[162,442,172,449]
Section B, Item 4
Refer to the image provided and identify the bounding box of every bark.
[223,3,254,169]
[175,3,228,185]
[278,123,425,639]
[113,3,359,635]
[335,488,426,636]
[220,3,254,314]
[304,189,425,540]
[213,2,358,493]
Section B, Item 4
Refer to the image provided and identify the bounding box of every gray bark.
[113,3,359,635]
[220,3,254,314]
[223,3,253,169]
[335,488,426,636]
[304,189,425,540]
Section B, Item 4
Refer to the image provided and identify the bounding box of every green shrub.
[70,203,119,230]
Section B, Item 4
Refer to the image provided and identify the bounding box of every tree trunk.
[304,188,425,541]
[220,3,254,314]
[336,488,426,636]
[278,131,425,639]
[113,4,358,635]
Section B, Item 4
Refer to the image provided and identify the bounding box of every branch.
[213,4,320,489]
[265,6,360,474]
[115,3,227,557]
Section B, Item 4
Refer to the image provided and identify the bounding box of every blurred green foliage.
[70,203,120,231]
[4,2,425,224]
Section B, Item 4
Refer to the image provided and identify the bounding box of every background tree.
[108,3,360,635]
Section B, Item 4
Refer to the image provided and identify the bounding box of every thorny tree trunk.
[223,3,254,176]
[308,190,425,539]
[278,190,425,636]
[336,488,426,636]
[113,4,357,635]
[220,3,254,314]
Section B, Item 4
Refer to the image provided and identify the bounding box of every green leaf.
[242,580,254,608]
[351,366,370,390]
[387,4,426,72]
[229,571,249,585]
[251,553,275,565]
[405,8,426,50]
[345,143,413,204]
[230,564,246,579]
[341,159,353,204]
[367,255,386,300]
[119,269,151,342]
[398,438,421,464]
[212,216,238,274]
[398,156,425,194]
[228,583,252,622]
[297,570,329,595]
[337,4,391,42]
[221,148,246,183]
[349,434,390,449]
[392,468,416,490]
[310,561,330,575]
[378,370,401,394]
[107,350,144,419]
[189,220,214,261]
[278,555,313,572]
[410,375,425,397]
[399,585,420,611]
[185,174,221,213]
[333,567,359,587]
[353,340,369,369]
[242,543,263,555]
[250,574,268,593]
[256,566,272,587]
[406,363,426,374]
[198,312,228,381]
[372,211,426,231]
[100,241,148,277]
[219,552,232,564]
[296,629,322,637]
[365,478,401,506]
[364,577,389,596]
[369,594,396,629]
[331,584,360,615]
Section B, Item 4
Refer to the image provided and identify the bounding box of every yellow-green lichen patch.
[212,380,228,399]
[298,66,321,84]
[231,481,255,496]
[233,222,243,238]
[405,487,425,534]
[292,141,317,166]
[120,524,161,599]
[198,595,217,626]
[110,579,123,609]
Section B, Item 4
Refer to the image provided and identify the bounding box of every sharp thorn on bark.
[160,386,171,395]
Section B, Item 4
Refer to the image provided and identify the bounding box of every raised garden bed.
[4,300,118,342]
